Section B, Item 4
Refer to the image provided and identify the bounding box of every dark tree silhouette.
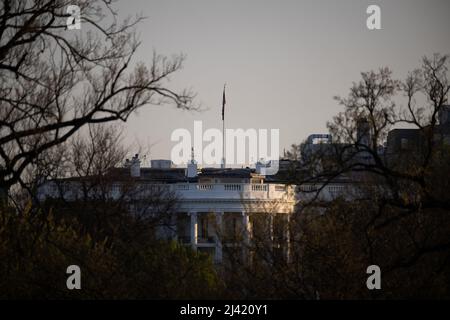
[0,0,195,195]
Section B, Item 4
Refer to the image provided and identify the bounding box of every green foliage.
[0,203,222,299]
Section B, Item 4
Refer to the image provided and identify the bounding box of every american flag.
[222,84,226,121]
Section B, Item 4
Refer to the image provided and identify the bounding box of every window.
[176,214,190,244]
[198,214,215,243]
[224,213,243,243]
[200,218,209,239]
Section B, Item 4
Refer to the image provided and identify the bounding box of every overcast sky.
[113,0,450,162]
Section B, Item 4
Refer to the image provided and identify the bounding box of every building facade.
[37,155,296,264]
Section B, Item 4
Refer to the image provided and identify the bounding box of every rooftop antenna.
[186,146,198,178]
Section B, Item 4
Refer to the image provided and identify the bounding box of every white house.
[37,155,296,264]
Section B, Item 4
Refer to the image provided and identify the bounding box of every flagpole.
[222,114,225,169]
[221,84,226,169]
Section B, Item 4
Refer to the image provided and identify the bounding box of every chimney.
[186,147,198,178]
[130,154,141,177]
[256,159,268,176]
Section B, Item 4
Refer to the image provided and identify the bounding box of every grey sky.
[114,0,450,162]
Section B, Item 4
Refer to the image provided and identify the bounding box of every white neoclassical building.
[37,155,296,264]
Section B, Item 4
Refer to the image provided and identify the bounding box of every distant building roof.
[109,167,191,183]
[199,168,255,178]
[49,166,274,185]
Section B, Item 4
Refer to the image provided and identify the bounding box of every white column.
[189,211,198,250]
[242,211,250,263]
[284,214,291,263]
[172,213,178,242]
[268,213,274,243]
[215,212,223,263]
[242,212,250,246]
[267,213,275,265]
